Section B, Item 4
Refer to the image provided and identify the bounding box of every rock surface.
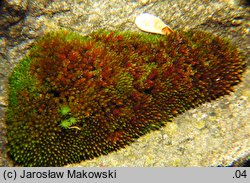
[0,0,249,166]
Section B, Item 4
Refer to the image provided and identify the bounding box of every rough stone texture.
[0,0,249,167]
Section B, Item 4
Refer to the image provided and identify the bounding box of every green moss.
[59,106,71,116]
[115,72,134,95]
[8,58,37,107]
[6,29,245,166]
[60,117,78,129]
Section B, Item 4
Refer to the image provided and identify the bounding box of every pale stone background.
[0,0,249,166]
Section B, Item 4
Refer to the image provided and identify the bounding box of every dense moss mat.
[6,30,245,166]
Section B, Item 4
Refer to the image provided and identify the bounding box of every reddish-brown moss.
[6,30,245,166]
